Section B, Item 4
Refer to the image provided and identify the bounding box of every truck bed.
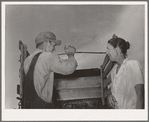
[54,68,108,109]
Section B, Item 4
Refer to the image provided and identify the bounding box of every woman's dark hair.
[108,36,130,56]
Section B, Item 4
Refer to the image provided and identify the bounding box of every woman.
[106,35,144,109]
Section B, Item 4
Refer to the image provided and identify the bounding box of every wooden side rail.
[54,69,101,101]
[100,54,115,105]
[18,40,30,108]
[54,69,104,108]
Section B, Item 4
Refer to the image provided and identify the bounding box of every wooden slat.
[23,45,28,60]
[103,75,111,88]
[103,61,114,78]
[17,84,20,94]
[57,87,102,101]
[24,44,30,57]
[19,40,23,50]
[102,54,110,70]
[19,41,30,108]
[19,43,24,98]
[100,65,104,105]
[54,68,100,79]
[54,76,101,90]
[104,87,111,98]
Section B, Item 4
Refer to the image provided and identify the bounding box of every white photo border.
[2,1,148,121]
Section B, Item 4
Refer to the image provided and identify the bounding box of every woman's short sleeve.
[127,60,144,86]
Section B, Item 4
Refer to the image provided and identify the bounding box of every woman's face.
[106,43,117,61]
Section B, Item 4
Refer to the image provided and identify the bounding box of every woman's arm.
[135,84,144,109]
[127,60,144,109]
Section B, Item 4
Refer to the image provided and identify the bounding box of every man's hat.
[35,31,61,46]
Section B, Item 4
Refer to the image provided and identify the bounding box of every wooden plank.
[24,44,30,57]
[19,44,24,98]
[17,85,20,94]
[18,41,30,108]
[104,87,111,98]
[54,68,100,79]
[19,40,23,50]
[100,65,104,105]
[54,76,101,90]
[103,61,114,78]
[23,45,27,60]
[103,75,111,88]
[57,87,102,101]
[102,54,110,70]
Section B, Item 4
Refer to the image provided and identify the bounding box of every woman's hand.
[107,94,117,109]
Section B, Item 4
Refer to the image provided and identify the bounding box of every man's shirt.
[24,49,78,103]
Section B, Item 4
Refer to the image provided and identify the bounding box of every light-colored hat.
[35,31,61,46]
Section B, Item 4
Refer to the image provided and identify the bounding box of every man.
[24,31,78,108]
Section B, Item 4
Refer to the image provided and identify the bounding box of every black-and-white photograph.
[2,1,148,121]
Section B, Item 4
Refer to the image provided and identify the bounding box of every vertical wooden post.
[19,40,29,108]
[23,45,27,60]
[19,42,24,99]
[100,65,105,106]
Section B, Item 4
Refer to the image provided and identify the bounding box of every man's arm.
[50,45,77,75]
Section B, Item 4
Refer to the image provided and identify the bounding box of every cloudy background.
[4,3,145,109]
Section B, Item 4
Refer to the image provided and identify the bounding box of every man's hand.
[107,94,117,109]
[64,45,76,56]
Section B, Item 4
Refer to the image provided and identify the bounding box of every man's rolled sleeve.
[49,53,78,75]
